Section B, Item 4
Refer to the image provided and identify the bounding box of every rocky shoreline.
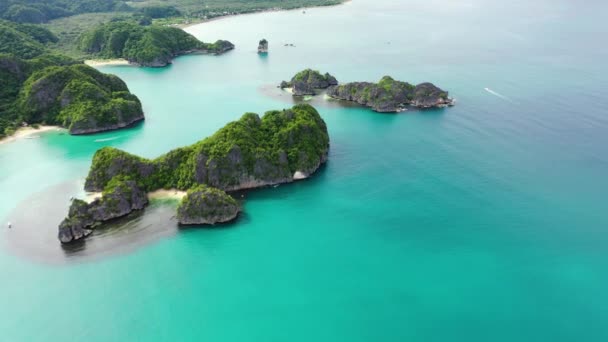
[59,104,329,243]
[70,113,145,135]
[130,40,235,67]
[280,69,455,111]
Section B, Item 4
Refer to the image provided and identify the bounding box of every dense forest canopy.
[0,21,143,138]
[78,20,233,65]
[1,0,344,24]
[0,0,129,23]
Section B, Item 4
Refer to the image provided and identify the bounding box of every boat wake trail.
[94,136,120,142]
[484,87,512,102]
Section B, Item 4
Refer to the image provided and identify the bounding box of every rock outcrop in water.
[177,185,240,225]
[258,39,268,53]
[58,177,148,243]
[280,69,338,96]
[59,104,329,243]
[279,70,454,112]
[328,76,454,112]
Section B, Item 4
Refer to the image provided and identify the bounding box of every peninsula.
[79,21,234,67]
[59,104,330,243]
[0,20,144,138]
[280,69,455,112]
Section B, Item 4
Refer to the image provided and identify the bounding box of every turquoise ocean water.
[1,0,608,340]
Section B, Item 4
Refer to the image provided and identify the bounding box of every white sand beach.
[84,59,131,67]
[0,126,61,145]
[148,189,187,201]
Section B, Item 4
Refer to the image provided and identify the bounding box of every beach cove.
[1,0,607,340]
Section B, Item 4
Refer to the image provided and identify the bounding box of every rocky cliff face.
[84,104,330,193]
[207,40,235,55]
[177,186,239,225]
[327,76,453,112]
[133,40,235,67]
[58,178,148,243]
[280,69,338,96]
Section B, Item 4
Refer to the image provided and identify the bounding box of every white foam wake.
[484,87,512,102]
[94,136,120,142]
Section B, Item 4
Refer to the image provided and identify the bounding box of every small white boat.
[7,222,11,228]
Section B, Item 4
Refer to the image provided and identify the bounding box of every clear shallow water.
[1,0,608,340]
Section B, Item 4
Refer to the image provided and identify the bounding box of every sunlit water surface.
[1,0,607,340]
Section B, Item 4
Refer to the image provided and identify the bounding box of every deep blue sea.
[1,0,607,340]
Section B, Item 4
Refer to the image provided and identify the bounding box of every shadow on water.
[257,52,269,63]
[1,181,181,264]
[2,165,328,264]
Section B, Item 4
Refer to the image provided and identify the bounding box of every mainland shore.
[179,0,352,29]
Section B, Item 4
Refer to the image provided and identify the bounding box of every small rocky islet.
[280,69,454,112]
[258,39,269,54]
[58,104,329,243]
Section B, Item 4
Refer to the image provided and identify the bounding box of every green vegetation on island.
[0,20,144,138]
[280,69,338,96]
[177,185,240,225]
[85,103,329,192]
[280,70,454,112]
[59,104,329,243]
[328,76,454,112]
[79,20,234,66]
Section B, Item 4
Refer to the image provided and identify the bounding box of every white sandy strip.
[148,189,187,201]
[83,192,102,204]
[84,59,131,67]
[0,126,61,145]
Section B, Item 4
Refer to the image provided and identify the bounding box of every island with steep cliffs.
[0,21,144,138]
[177,185,240,225]
[280,69,454,112]
[58,104,329,243]
[79,21,234,67]
[280,69,338,96]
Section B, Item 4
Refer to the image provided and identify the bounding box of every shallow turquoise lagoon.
[1,0,607,340]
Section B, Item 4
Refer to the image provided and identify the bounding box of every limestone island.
[258,39,269,54]
[280,69,455,112]
[0,21,146,137]
[58,104,329,243]
[279,69,338,96]
[1,56,144,135]
[80,21,234,67]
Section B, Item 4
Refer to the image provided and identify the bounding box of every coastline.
[179,0,352,29]
[84,59,131,67]
[148,189,187,201]
[0,126,62,145]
